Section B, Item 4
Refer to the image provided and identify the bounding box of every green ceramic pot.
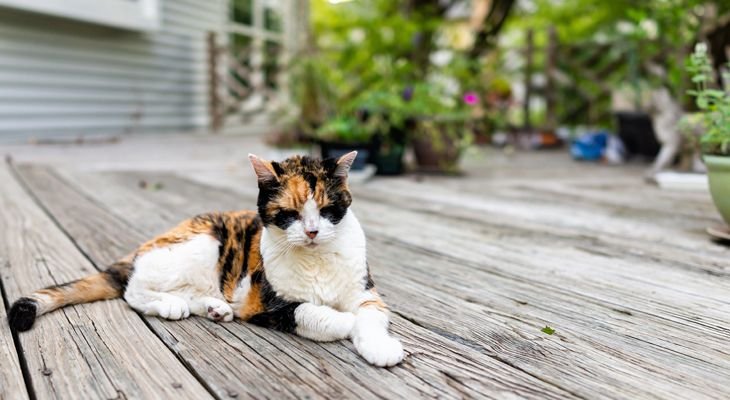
[704,155,730,225]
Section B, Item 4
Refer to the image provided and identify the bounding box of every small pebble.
[41,368,52,376]
[172,382,182,389]
[227,390,238,398]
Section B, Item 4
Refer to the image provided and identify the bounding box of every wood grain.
[16,165,577,400]
[0,164,213,400]
[72,168,730,400]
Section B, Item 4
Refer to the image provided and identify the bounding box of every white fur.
[301,197,320,234]
[230,276,251,317]
[352,308,404,367]
[294,303,355,342]
[262,210,368,308]
[30,293,55,314]
[282,199,337,248]
[124,234,231,322]
[262,209,404,366]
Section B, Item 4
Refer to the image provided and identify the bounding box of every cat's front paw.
[354,334,404,367]
[206,299,233,322]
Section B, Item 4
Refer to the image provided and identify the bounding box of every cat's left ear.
[333,151,358,178]
[248,154,279,183]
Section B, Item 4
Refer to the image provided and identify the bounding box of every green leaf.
[541,326,556,335]
[705,90,726,99]
[697,97,709,109]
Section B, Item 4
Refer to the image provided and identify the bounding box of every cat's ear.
[333,151,358,178]
[248,154,278,183]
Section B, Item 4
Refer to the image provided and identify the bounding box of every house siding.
[0,0,228,141]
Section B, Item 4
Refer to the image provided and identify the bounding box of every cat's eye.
[274,209,300,228]
[277,209,299,219]
[320,206,335,218]
[319,205,345,223]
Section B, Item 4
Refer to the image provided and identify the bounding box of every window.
[0,0,160,31]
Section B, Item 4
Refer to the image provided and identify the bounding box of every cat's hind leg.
[126,232,222,321]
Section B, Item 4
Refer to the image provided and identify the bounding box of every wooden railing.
[207,0,307,133]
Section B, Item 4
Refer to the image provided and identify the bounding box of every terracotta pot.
[412,122,463,173]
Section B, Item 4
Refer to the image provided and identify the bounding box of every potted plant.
[350,89,411,175]
[404,84,473,173]
[687,43,730,227]
[363,112,409,175]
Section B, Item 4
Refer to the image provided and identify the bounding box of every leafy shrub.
[687,43,730,156]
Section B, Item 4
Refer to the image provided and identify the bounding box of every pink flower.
[463,91,479,105]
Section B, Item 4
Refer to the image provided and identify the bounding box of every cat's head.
[248,152,357,247]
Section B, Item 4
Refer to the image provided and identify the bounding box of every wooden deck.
[0,134,728,400]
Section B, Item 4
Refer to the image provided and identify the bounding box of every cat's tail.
[8,260,132,332]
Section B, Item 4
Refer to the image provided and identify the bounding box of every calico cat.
[8,151,404,367]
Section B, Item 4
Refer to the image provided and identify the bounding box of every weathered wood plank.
[352,195,730,333]
[17,165,577,400]
[84,169,730,400]
[0,164,214,400]
[359,177,729,261]
[369,240,730,397]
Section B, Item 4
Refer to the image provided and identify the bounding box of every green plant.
[503,1,730,126]
[687,43,730,156]
[314,115,372,144]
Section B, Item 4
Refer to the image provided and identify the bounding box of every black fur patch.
[8,297,38,332]
[273,209,299,230]
[240,217,261,279]
[249,269,301,333]
[105,261,132,292]
[304,173,318,192]
[364,264,375,290]
[256,182,282,226]
[247,302,301,333]
[322,157,339,175]
[270,161,285,176]
[320,204,347,225]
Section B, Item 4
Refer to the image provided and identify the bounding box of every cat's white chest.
[266,250,363,307]
[260,211,367,310]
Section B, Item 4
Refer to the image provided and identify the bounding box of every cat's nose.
[305,230,318,239]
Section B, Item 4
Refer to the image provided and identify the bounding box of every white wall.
[0,0,228,142]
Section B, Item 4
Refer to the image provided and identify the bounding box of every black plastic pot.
[615,112,660,159]
[373,144,405,175]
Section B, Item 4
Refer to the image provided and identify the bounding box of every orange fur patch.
[36,273,120,311]
[238,283,265,320]
[360,289,389,312]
